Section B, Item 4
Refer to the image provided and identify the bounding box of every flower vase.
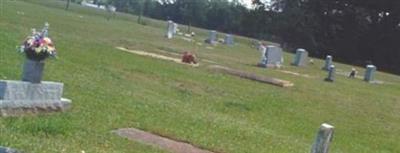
[22,59,45,83]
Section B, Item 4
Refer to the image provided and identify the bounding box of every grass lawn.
[0,0,399,153]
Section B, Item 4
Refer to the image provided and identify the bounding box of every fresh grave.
[0,23,71,116]
[116,47,200,67]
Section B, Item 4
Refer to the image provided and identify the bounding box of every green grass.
[0,0,399,153]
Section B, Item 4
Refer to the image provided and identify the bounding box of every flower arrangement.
[19,23,57,61]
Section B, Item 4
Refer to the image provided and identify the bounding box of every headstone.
[0,80,71,116]
[258,45,267,68]
[0,146,20,153]
[22,59,44,83]
[292,48,308,66]
[265,45,284,66]
[166,20,174,39]
[224,34,234,45]
[311,123,334,153]
[324,65,335,82]
[205,30,217,45]
[172,23,178,34]
[322,55,332,70]
[364,65,376,82]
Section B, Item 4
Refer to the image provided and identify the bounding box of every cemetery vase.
[22,59,45,84]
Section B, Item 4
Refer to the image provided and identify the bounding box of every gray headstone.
[324,65,335,82]
[224,34,234,45]
[205,30,217,44]
[364,65,376,82]
[322,55,332,70]
[311,123,334,153]
[265,45,284,66]
[292,48,308,66]
[0,146,21,153]
[166,20,174,39]
[0,80,71,116]
[22,59,44,83]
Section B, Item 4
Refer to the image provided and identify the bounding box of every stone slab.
[292,48,308,66]
[265,45,283,65]
[0,80,63,100]
[114,128,214,153]
[0,98,71,116]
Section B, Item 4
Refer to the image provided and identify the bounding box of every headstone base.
[0,80,71,117]
[257,63,282,69]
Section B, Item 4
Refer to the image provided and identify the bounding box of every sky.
[240,0,253,8]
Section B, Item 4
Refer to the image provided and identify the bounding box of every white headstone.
[364,65,376,82]
[224,34,234,45]
[205,30,217,44]
[166,20,174,39]
[323,55,333,70]
[311,123,334,153]
[292,48,308,66]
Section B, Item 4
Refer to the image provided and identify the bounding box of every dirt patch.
[277,70,314,78]
[113,128,215,153]
[116,47,199,67]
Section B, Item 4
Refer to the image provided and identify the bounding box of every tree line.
[69,0,400,74]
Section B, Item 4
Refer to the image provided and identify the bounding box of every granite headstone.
[322,55,332,71]
[205,30,217,45]
[265,45,284,66]
[166,20,174,39]
[292,48,308,66]
[364,65,376,82]
[224,34,234,45]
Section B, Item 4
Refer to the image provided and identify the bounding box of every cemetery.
[0,1,399,153]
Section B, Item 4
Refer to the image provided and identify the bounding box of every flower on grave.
[18,22,57,61]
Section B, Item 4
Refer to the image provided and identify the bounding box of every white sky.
[240,0,253,7]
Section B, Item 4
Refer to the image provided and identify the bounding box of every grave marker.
[311,123,334,153]
[265,45,284,67]
[205,30,217,45]
[0,23,71,116]
[292,48,308,66]
[364,65,376,82]
[322,55,332,70]
[224,34,234,45]
[166,20,174,39]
